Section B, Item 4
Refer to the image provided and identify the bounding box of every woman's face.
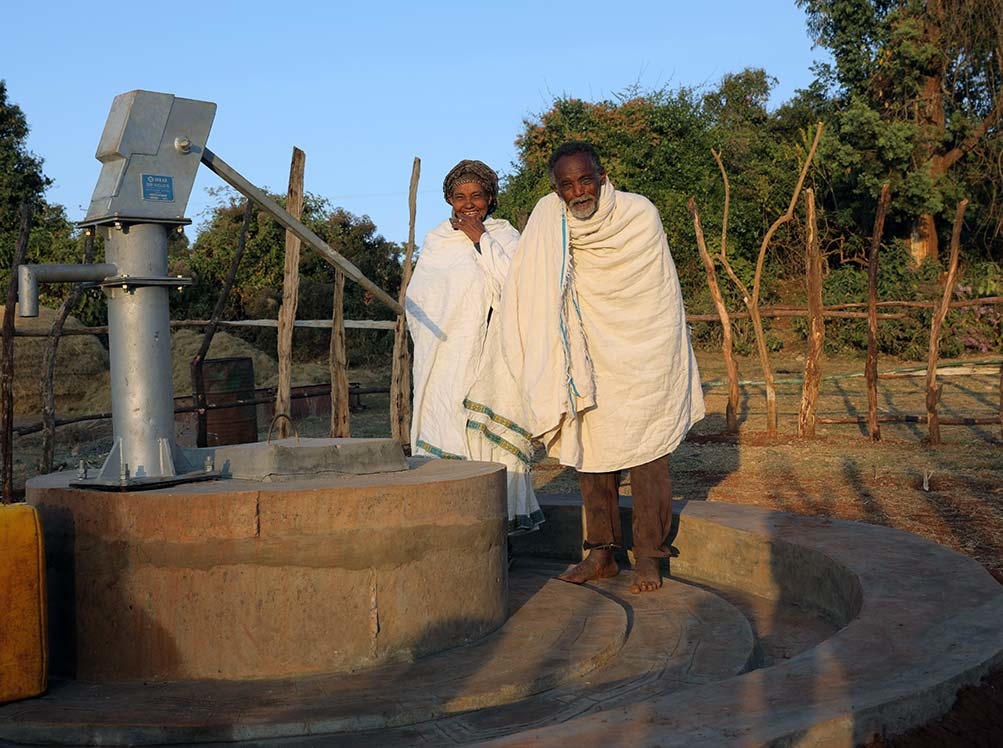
[449,181,490,221]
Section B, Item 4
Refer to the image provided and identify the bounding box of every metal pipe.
[18,263,117,317]
[101,224,176,479]
[199,147,404,316]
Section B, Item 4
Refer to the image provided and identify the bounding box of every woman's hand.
[450,213,486,243]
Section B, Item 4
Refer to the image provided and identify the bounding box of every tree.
[177,190,402,362]
[498,75,813,304]
[499,88,712,246]
[798,0,1003,264]
[0,80,51,281]
[0,81,102,321]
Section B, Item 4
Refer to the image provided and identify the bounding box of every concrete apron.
[503,499,1003,747]
[25,458,508,681]
[2,495,1002,745]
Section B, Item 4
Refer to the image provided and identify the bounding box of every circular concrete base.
[27,458,508,681]
[6,499,1002,746]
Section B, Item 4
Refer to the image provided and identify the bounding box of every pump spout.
[18,263,118,317]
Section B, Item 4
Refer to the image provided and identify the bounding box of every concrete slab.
[2,498,1000,746]
[0,569,754,745]
[25,459,507,681]
[212,437,408,479]
[485,500,1003,747]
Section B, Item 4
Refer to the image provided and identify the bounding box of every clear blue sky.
[4,1,823,246]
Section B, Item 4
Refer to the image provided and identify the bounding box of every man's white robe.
[406,217,542,531]
[466,181,704,473]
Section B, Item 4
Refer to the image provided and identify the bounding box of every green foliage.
[820,241,936,357]
[498,73,816,309]
[796,0,1003,261]
[0,83,109,325]
[946,261,1003,354]
[174,190,402,365]
[498,87,715,247]
[30,206,109,327]
[792,241,1003,359]
[0,80,52,282]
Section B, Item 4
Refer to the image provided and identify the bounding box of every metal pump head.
[83,90,216,226]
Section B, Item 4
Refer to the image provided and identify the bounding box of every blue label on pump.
[141,174,175,202]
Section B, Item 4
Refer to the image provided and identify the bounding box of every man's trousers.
[578,453,673,559]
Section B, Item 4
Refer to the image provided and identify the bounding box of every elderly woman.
[406,160,542,533]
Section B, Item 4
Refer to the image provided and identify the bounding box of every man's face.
[553,152,605,220]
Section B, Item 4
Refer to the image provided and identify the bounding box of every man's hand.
[450,213,486,243]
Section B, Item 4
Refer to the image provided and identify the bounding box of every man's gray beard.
[569,198,597,220]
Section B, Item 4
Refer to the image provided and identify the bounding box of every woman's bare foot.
[630,557,662,594]
[558,549,619,584]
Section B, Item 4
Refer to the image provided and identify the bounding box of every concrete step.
[0,564,755,746]
[389,563,757,747]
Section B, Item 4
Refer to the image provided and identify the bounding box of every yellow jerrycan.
[0,502,48,703]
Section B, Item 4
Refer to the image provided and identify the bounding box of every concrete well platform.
[24,458,508,681]
[2,498,1002,746]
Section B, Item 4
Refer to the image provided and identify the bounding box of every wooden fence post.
[390,158,420,451]
[926,199,968,445]
[329,269,349,437]
[798,189,824,437]
[276,147,306,439]
[714,123,824,436]
[866,184,892,441]
[688,196,739,433]
[2,204,33,502]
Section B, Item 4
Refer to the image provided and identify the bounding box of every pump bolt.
[77,460,88,479]
[175,136,192,154]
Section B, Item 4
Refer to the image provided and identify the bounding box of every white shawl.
[407,217,542,532]
[466,181,704,472]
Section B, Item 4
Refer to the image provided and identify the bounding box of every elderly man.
[466,141,704,593]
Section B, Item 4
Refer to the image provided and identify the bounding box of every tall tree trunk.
[909,3,946,267]
[909,213,939,267]
[799,190,825,438]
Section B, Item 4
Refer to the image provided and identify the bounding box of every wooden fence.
[3,143,1002,500]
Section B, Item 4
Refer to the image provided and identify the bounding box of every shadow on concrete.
[35,501,185,682]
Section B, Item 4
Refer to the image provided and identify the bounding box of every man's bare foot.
[558,549,619,584]
[630,557,662,594]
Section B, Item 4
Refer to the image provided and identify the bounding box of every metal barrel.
[203,357,258,446]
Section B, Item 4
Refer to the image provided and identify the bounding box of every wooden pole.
[275,147,306,439]
[329,269,349,437]
[753,123,823,435]
[688,196,739,433]
[390,157,421,451]
[926,199,968,445]
[40,230,95,472]
[191,200,254,446]
[798,189,825,437]
[866,184,892,441]
[2,204,33,502]
[818,415,1000,426]
[715,123,824,436]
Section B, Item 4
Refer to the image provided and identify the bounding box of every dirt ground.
[11,349,1003,575]
[7,348,1003,745]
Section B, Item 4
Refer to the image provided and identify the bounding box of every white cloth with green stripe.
[406,216,543,532]
[466,180,704,473]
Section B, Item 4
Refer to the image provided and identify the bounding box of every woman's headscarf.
[442,160,499,215]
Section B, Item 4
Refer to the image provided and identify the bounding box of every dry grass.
[8,333,1002,578]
